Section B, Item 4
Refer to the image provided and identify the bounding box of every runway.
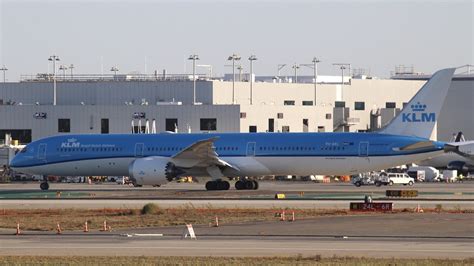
[1,238,471,258]
[0,181,473,201]
[1,181,472,209]
[1,213,472,258]
[1,198,473,210]
[1,182,472,259]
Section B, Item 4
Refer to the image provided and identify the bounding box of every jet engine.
[128,156,183,186]
[447,161,470,176]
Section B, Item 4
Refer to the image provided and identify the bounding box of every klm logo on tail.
[402,102,436,123]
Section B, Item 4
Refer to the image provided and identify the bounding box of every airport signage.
[350,202,392,212]
[386,190,418,197]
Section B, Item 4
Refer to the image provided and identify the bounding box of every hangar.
[0,68,472,144]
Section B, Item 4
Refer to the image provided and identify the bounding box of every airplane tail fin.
[379,68,455,139]
[454,131,465,142]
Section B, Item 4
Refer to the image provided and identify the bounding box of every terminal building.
[0,67,472,145]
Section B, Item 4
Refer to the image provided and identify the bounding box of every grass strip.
[0,255,472,266]
[0,205,471,231]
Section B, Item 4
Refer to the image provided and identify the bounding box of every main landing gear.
[235,180,259,190]
[205,180,230,191]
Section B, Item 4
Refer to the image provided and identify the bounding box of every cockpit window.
[20,147,27,153]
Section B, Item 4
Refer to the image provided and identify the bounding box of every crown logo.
[411,102,426,112]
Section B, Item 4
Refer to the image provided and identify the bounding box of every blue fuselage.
[10,132,445,177]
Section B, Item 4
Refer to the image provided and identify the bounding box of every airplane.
[420,132,474,175]
[10,68,460,191]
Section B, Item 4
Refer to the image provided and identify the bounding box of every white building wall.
[239,105,333,133]
[211,79,426,133]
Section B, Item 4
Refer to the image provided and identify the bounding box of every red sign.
[350,202,393,212]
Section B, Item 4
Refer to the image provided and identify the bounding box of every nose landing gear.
[40,182,49,191]
[39,175,49,190]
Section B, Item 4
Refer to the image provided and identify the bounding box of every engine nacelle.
[447,161,469,176]
[128,156,181,186]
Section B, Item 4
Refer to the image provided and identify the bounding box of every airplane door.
[37,143,47,160]
[359,142,369,157]
[135,143,144,157]
[246,142,256,157]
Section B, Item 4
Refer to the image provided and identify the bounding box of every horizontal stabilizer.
[396,141,436,151]
[444,141,474,160]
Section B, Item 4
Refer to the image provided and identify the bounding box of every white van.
[376,173,414,186]
[387,173,415,186]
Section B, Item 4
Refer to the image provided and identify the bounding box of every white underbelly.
[226,151,444,176]
[19,150,444,177]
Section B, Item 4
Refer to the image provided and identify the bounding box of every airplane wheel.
[216,181,225,190]
[40,182,49,191]
[252,180,259,190]
[206,181,217,191]
[244,180,254,190]
[222,181,230,190]
[235,180,244,190]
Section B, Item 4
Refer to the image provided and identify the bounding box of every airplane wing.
[171,137,239,171]
[444,141,474,160]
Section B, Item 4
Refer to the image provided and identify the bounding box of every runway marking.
[1,246,471,254]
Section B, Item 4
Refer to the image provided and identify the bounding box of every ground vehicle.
[107,176,120,182]
[407,166,441,182]
[376,173,414,186]
[442,170,458,182]
[65,176,82,183]
[352,174,375,187]
[115,176,130,185]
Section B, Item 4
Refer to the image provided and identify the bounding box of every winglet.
[379,68,455,139]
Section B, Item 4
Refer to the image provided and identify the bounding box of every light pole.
[48,55,60,105]
[227,54,241,104]
[340,65,346,100]
[248,55,257,105]
[69,64,74,79]
[59,65,68,80]
[188,54,200,105]
[333,63,351,101]
[312,57,320,105]
[292,63,300,83]
[110,66,119,76]
[0,65,7,83]
[236,65,243,81]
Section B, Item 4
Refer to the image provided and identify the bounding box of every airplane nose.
[9,155,19,168]
[9,152,22,169]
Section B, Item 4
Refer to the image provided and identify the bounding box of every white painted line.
[132,234,164,237]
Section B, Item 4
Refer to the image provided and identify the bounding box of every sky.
[0,0,472,81]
